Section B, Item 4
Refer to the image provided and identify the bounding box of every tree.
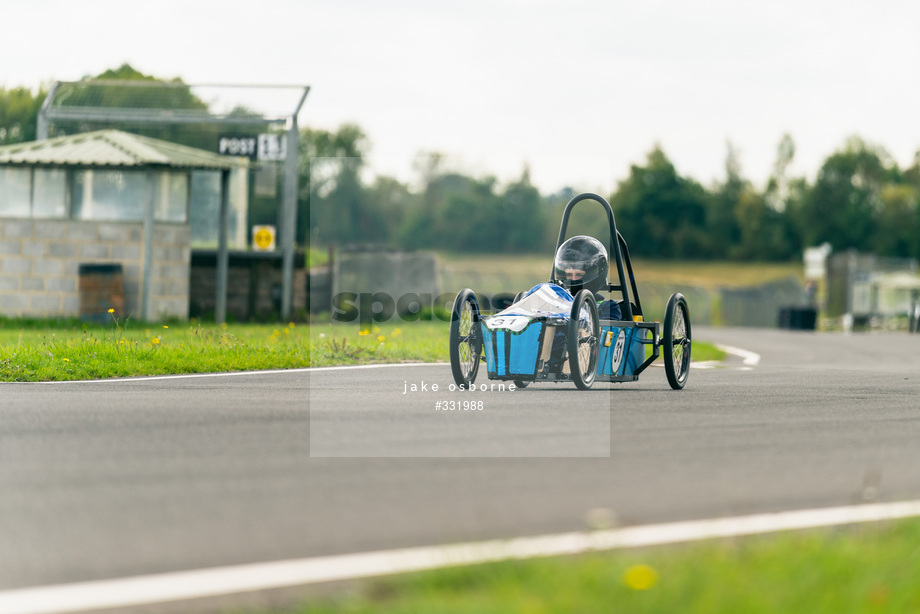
[796,137,892,252]
[500,166,547,253]
[764,134,796,212]
[398,161,481,250]
[64,64,208,112]
[437,177,503,251]
[707,141,745,258]
[610,146,710,259]
[733,188,798,260]
[298,124,371,245]
[872,184,920,258]
[44,64,227,150]
[0,86,45,144]
[731,135,801,260]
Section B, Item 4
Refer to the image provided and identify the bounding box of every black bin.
[778,306,817,330]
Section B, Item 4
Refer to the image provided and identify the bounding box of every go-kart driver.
[548,235,621,370]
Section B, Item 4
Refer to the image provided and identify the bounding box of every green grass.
[307,246,330,268]
[0,317,311,382]
[0,316,724,381]
[631,259,802,289]
[309,321,448,367]
[650,338,725,363]
[260,517,920,613]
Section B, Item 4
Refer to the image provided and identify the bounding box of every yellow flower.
[163,325,169,329]
[377,335,386,342]
[63,358,70,362]
[151,337,160,345]
[288,322,295,329]
[108,308,115,314]
[623,564,658,590]
[392,328,402,337]
[358,330,370,336]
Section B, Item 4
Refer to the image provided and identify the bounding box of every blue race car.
[449,192,691,390]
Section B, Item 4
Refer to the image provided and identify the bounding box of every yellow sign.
[252,225,276,251]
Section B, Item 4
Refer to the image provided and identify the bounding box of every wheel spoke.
[671,307,688,373]
[459,342,475,377]
[459,303,473,336]
[458,300,480,377]
[576,309,595,373]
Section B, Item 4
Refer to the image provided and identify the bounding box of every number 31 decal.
[610,330,627,374]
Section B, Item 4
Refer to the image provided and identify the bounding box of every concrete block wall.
[0,219,190,320]
[150,225,191,319]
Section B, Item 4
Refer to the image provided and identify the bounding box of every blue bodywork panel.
[481,283,571,379]
[597,325,646,377]
[481,282,648,381]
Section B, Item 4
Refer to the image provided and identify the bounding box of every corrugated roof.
[0,129,248,170]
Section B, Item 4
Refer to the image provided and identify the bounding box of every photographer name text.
[403,381,517,394]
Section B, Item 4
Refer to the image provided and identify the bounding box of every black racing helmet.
[553,235,609,295]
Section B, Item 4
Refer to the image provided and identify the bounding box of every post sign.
[218,136,257,158]
[219,134,286,161]
[252,225,276,251]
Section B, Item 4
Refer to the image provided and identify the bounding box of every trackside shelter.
[0,130,247,320]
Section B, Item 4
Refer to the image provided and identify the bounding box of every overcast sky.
[6,0,920,194]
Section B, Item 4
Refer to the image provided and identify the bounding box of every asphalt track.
[2,327,920,602]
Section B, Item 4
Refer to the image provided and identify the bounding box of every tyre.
[449,289,482,388]
[567,289,599,390]
[663,293,691,390]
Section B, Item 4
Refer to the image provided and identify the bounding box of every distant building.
[826,250,920,323]
[0,129,247,320]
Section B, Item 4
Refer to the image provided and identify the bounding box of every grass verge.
[0,318,310,382]
[262,516,920,614]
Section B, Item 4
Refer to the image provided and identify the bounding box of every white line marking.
[716,344,761,366]
[308,362,448,373]
[690,361,722,369]
[0,363,448,385]
[2,499,919,614]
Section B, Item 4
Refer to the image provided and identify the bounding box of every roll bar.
[552,192,642,320]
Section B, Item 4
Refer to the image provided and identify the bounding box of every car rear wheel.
[663,293,691,390]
